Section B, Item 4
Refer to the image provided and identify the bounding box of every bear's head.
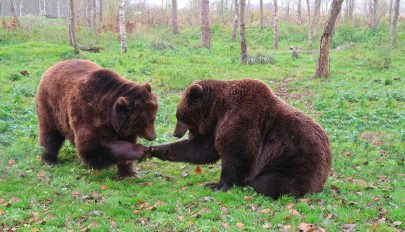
[173,83,214,140]
[112,83,158,141]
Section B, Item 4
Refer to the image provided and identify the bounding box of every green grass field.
[0,17,404,231]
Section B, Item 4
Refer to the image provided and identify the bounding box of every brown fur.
[36,59,158,177]
[149,79,331,199]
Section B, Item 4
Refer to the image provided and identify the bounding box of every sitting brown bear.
[149,79,331,199]
[36,59,158,177]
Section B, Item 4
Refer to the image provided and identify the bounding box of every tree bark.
[91,0,96,29]
[388,0,393,23]
[297,0,302,23]
[43,0,46,15]
[371,0,378,28]
[273,0,279,49]
[231,0,239,41]
[316,0,344,77]
[99,0,103,24]
[240,0,247,63]
[260,0,264,30]
[68,0,79,54]
[172,0,179,34]
[390,0,400,46]
[200,0,211,48]
[306,0,313,48]
[19,0,23,16]
[10,0,17,18]
[57,0,61,17]
[38,0,41,15]
[312,0,321,32]
[119,0,127,53]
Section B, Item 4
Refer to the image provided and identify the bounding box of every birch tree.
[172,0,179,34]
[201,0,211,48]
[68,0,79,54]
[316,0,344,77]
[312,0,321,32]
[390,0,400,46]
[119,0,127,53]
[260,0,264,30]
[297,0,302,23]
[231,0,239,41]
[306,0,313,48]
[273,0,279,49]
[240,0,247,63]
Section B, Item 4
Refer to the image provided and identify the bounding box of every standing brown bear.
[149,79,331,199]
[36,59,158,177]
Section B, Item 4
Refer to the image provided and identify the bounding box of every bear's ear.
[188,84,203,102]
[143,83,152,93]
[115,97,129,113]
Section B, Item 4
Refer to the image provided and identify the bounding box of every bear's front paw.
[205,182,230,192]
[42,154,58,165]
[148,146,170,160]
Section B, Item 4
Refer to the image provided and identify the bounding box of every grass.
[0,17,404,231]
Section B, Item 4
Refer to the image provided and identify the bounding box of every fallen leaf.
[299,223,314,232]
[177,215,185,221]
[8,159,15,165]
[260,208,271,214]
[101,185,108,190]
[199,196,213,202]
[393,221,402,226]
[133,210,141,215]
[342,224,356,232]
[0,209,4,215]
[342,151,352,156]
[37,170,47,181]
[110,220,119,229]
[262,222,271,229]
[345,177,367,186]
[221,222,230,228]
[236,222,245,229]
[221,207,228,216]
[186,221,194,226]
[182,171,189,177]
[0,199,3,204]
[244,196,253,200]
[71,192,80,198]
[195,166,202,174]
[89,210,103,216]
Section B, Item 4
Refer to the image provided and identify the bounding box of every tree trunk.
[200,0,211,48]
[119,0,127,53]
[231,0,239,41]
[260,0,264,30]
[316,0,344,77]
[43,0,46,15]
[371,0,378,28]
[348,0,355,21]
[91,0,96,29]
[19,0,23,16]
[68,0,79,54]
[273,0,279,49]
[286,0,290,19]
[240,0,247,64]
[312,0,321,32]
[10,0,17,18]
[306,0,313,48]
[390,0,400,46]
[297,0,302,23]
[172,0,179,34]
[99,0,103,24]
[57,0,61,17]
[38,0,41,15]
[388,0,393,23]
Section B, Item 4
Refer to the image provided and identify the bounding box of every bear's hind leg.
[250,172,291,199]
[40,130,65,164]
